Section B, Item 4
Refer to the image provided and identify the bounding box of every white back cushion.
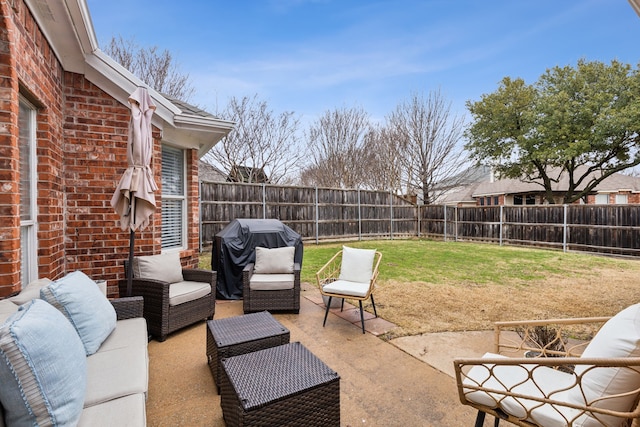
[253,246,295,274]
[568,303,640,426]
[339,246,376,283]
[133,252,184,284]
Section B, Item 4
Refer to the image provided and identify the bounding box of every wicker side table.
[206,311,290,393]
[220,342,340,427]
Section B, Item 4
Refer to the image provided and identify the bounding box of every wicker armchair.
[316,246,382,334]
[453,304,640,427]
[120,254,216,341]
[242,246,301,314]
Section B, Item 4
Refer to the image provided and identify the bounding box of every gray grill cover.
[213,219,303,299]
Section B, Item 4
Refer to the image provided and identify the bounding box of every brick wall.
[0,0,202,298]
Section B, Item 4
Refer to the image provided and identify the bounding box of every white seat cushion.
[85,343,148,408]
[169,281,211,306]
[322,279,370,298]
[464,353,581,427]
[249,273,295,290]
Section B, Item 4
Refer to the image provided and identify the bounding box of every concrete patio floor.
[145,283,495,426]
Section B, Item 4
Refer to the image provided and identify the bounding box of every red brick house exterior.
[0,0,233,298]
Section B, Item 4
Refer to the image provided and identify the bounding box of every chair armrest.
[182,268,216,285]
[110,296,144,320]
[243,263,255,283]
[454,355,640,424]
[316,251,342,288]
[493,316,611,357]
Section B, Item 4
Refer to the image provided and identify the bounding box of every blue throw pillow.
[0,299,87,426]
[41,271,117,356]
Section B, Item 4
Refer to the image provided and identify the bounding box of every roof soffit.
[25,0,234,157]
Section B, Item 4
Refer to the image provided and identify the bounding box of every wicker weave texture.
[206,311,290,392]
[242,263,301,314]
[220,342,340,426]
[110,296,144,320]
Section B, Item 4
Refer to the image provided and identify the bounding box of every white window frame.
[615,193,628,205]
[19,96,38,286]
[161,144,187,251]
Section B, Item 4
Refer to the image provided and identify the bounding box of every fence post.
[358,189,362,241]
[390,190,394,240]
[563,204,568,252]
[315,187,319,245]
[455,206,459,241]
[499,205,503,246]
[443,205,447,241]
[417,203,421,237]
[262,184,266,219]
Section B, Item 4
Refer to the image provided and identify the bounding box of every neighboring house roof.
[198,161,226,182]
[473,166,640,197]
[227,165,269,183]
[30,0,234,157]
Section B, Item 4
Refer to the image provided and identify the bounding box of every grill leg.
[323,296,332,327]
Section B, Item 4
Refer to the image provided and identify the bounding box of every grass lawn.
[201,239,640,338]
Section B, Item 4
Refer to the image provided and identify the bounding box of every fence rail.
[200,181,640,257]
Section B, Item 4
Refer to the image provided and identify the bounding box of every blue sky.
[86,0,640,126]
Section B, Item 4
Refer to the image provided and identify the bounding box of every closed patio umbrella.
[110,87,158,296]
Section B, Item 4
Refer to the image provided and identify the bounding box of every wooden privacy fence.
[200,181,640,257]
[199,181,416,245]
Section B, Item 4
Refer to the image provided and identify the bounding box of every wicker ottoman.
[206,311,290,393]
[220,342,340,426]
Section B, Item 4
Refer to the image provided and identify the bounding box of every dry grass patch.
[374,266,640,338]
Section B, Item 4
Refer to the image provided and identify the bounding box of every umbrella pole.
[127,228,135,297]
[127,197,136,297]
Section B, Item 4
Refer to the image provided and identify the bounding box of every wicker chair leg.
[323,297,332,327]
[474,410,485,427]
[359,300,365,334]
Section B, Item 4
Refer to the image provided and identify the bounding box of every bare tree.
[202,95,302,184]
[104,35,195,101]
[387,90,467,204]
[301,106,371,188]
[359,125,404,192]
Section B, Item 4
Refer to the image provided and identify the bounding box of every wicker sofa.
[0,275,149,427]
[121,253,216,341]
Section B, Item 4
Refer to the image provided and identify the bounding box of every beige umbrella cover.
[111,87,158,231]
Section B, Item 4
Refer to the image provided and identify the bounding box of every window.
[514,195,523,205]
[19,97,38,286]
[494,196,499,206]
[595,194,609,205]
[479,197,484,206]
[615,194,628,205]
[486,197,491,206]
[526,195,536,205]
[161,145,186,250]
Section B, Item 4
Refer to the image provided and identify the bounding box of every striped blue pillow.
[0,299,87,426]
